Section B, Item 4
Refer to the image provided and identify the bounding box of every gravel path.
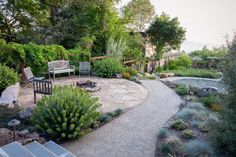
[62,80,181,157]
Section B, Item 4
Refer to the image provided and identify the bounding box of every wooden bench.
[48,60,75,80]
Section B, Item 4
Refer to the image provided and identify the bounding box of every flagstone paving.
[62,80,181,157]
[18,77,148,113]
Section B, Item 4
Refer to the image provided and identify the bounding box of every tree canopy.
[146,13,186,60]
[122,0,155,32]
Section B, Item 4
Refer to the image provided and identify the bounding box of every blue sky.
[121,0,236,46]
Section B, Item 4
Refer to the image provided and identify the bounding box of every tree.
[146,13,186,73]
[210,34,236,156]
[122,0,155,32]
[0,0,42,42]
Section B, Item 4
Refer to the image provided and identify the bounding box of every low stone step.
[25,141,57,157]
[0,148,9,157]
[43,141,76,157]
[1,141,35,157]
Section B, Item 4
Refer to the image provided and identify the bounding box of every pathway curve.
[62,80,181,157]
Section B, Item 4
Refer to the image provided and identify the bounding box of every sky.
[121,0,236,46]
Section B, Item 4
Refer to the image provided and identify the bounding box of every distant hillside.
[181,41,217,53]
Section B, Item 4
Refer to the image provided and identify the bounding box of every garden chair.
[79,62,91,77]
[23,67,45,83]
[33,79,52,104]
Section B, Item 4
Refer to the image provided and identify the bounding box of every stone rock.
[26,132,39,140]
[168,73,175,77]
[0,83,20,106]
[0,148,9,157]
[20,138,34,145]
[160,73,168,78]
[0,128,13,146]
[18,129,30,137]
[19,107,33,119]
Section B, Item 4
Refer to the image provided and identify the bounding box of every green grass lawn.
[161,68,222,79]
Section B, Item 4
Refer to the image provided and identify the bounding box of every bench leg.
[34,92,36,104]
[53,73,55,80]
[68,72,70,76]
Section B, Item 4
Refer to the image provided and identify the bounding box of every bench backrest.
[33,80,52,95]
[23,67,34,81]
[79,62,90,72]
[48,60,70,69]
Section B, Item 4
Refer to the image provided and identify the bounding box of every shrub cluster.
[31,86,100,141]
[175,84,189,95]
[0,64,19,93]
[93,58,125,78]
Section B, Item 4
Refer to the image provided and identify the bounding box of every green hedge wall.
[0,39,91,76]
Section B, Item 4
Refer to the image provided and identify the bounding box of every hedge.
[0,39,91,76]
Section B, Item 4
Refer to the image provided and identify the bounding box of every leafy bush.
[175,54,192,69]
[162,68,222,79]
[182,140,214,156]
[175,108,199,121]
[0,64,19,93]
[0,105,21,128]
[31,86,100,141]
[200,95,218,108]
[158,128,169,139]
[182,130,196,139]
[125,67,138,76]
[171,119,187,130]
[68,49,91,73]
[122,72,131,80]
[160,143,173,155]
[175,84,189,95]
[93,58,124,78]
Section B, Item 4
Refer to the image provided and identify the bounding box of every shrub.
[122,72,131,80]
[198,123,209,133]
[160,143,173,155]
[182,130,196,139]
[200,95,218,108]
[210,104,221,112]
[93,58,124,78]
[158,128,169,139]
[31,86,100,141]
[175,54,192,69]
[182,140,214,156]
[144,73,156,79]
[98,114,112,123]
[0,64,19,94]
[125,67,137,76]
[162,68,222,79]
[190,120,200,128]
[171,119,187,130]
[175,108,199,121]
[0,105,21,128]
[186,102,206,111]
[175,84,189,95]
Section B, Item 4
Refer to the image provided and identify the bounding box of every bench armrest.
[70,65,75,70]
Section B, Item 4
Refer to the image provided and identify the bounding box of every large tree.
[210,34,236,156]
[0,0,42,42]
[122,0,155,32]
[146,13,186,72]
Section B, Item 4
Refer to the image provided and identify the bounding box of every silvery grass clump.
[182,140,214,156]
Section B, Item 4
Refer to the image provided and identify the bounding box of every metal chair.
[33,79,52,104]
[79,62,91,77]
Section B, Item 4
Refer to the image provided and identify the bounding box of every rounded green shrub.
[125,67,138,76]
[182,140,214,156]
[182,130,196,139]
[31,86,100,141]
[171,119,187,130]
[0,64,19,94]
[201,95,218,108]
[158,128,169,139]
[160,143,173,155]
[93,58,124,78]
[175,84,189,95]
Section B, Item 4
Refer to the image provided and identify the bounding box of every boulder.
[0,83,20,107]
[19,107,33,119]
[0,128,13,147]
[160,73,168,78]
[26,132,40,140]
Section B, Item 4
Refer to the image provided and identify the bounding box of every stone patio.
[18,77,148,113]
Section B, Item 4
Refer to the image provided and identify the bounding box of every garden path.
[62,80,181,157]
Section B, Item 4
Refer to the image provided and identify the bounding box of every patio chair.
[23,67,45,83]
[79,62,91,77]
